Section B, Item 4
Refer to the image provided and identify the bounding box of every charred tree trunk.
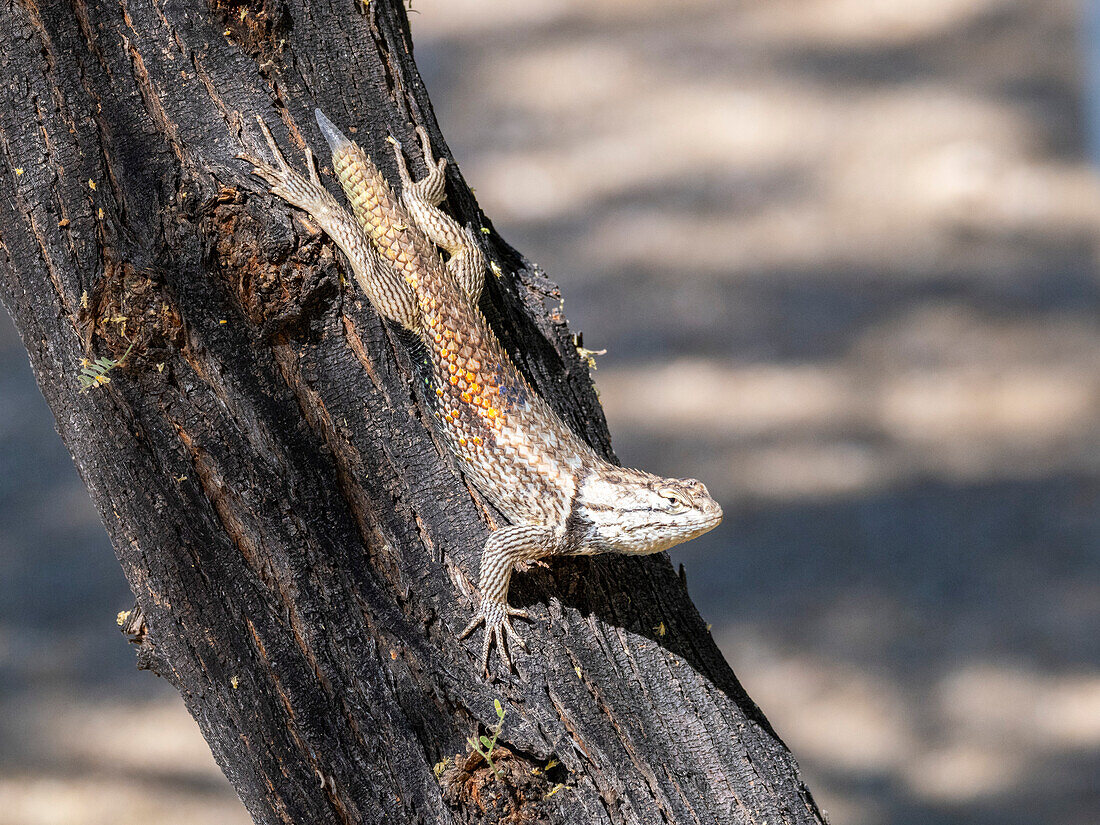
[0,1,826,823]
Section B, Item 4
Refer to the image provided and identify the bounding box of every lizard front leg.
[391,127,487,304]
[460,524,556,674]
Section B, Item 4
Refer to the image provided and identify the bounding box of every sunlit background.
[2,1,1098,823]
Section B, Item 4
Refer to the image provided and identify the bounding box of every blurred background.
[2,0,1098,822]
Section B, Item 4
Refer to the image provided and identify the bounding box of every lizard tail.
[312,108,427,331]
[315,108,351,153]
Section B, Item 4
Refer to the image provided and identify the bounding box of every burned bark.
[0,1,826,822]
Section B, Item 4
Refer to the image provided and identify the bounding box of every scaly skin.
[243,111,723,674]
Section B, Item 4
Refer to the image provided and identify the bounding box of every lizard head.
[576,468,723,556]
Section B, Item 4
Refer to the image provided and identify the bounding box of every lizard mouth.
[693,508,723,537]
[694,496,723,529]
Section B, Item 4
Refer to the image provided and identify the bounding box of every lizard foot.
[237,117,327,210]
[390,125,447,206]
[459,601,532,676]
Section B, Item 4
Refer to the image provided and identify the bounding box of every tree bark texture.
[0,1,826,823]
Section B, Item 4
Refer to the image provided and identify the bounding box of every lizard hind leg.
[242,117,420,331]
[392,127,488,304]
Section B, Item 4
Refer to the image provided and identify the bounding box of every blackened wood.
[0,1,827,822]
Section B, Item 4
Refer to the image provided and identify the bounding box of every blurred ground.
[2,0,1098,823]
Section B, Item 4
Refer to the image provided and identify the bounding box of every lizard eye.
[658,487,688,512]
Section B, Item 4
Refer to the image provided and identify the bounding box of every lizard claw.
[239,120,332,214]
[413,126,446,176]
[460,601,532,675]
[240,117,324,192]
[237,143,288,191]
[390,127,446,202]
[251,116,291,171]
[239,153,282,187]
[390,134,412,187]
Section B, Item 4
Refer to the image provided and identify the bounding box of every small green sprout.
[467,699,506,780]
[78,342,135,392]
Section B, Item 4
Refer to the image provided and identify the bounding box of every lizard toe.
[254,117,291,170]
[493,625,515,671]
[464,601,527,674]
[480,628,494,676]
[501,618,529,653]
[459,612,484,640]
